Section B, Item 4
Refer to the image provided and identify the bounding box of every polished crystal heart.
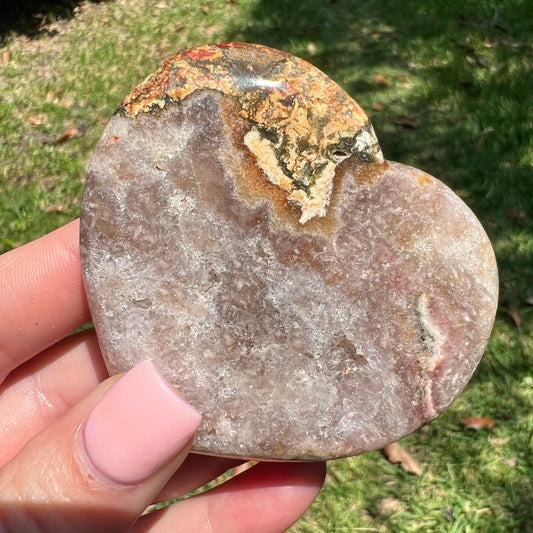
[80,43,498,460]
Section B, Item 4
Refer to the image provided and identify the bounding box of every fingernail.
[81,360,201,485]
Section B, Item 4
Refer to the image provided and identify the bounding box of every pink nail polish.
[81,360,201,485]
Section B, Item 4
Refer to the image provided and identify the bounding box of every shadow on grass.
[228,0,533,528]
[0,0,106,43]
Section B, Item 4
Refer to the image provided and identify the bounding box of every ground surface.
[1,1,532,531]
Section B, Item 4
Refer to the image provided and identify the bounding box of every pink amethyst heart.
[80,43,498,460]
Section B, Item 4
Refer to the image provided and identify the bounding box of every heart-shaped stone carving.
[80,43,498,460]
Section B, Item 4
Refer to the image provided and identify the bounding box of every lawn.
[1,0,532,531]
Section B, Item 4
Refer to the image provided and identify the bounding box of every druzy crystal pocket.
[80,43,498,460]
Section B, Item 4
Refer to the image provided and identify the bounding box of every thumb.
[0,360,201,533]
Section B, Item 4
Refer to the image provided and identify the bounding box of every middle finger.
[0,329,107,465]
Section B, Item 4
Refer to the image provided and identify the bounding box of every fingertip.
[137,460,326,533]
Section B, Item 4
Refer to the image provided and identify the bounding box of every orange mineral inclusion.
[120,43,383,224]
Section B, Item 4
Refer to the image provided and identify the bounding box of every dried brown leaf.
[373,74,388,86]
[394,117,421,129]
[383,442,422,476]
[372,102,386,111]
[461,416,496,430]
[28,114,47,126]
[1,50,11,65]
[44,203,70,214]
[55,126,83,144]
[508,305,522,329]
[506,208,522,219]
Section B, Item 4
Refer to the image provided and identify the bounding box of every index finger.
[0,219,91,382]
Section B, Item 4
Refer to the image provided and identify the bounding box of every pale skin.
[0,219,326,532]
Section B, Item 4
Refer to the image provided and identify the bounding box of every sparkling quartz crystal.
[80,43,498,460]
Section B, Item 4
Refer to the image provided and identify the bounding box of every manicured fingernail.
[81,359,201,485]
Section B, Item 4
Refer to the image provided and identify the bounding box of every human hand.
[0,219,325,532]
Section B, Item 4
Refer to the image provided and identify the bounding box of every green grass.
[1,0,532,530]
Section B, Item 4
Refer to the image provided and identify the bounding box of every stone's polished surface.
[80,43,498,460]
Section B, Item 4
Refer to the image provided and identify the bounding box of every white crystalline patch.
[244,127,336,223]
